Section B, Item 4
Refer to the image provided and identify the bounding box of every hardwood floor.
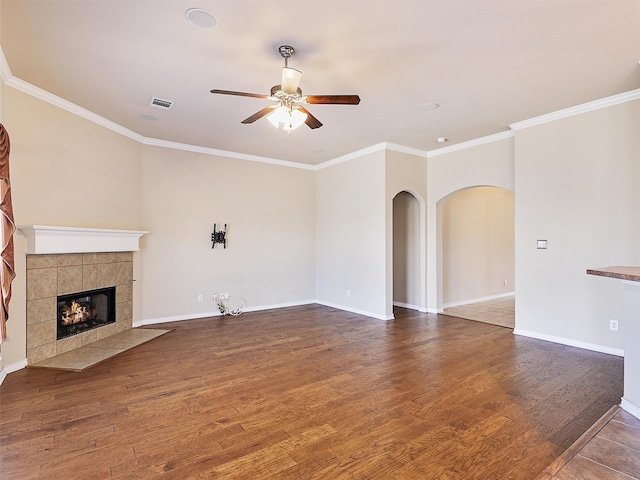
[0,305,624,479]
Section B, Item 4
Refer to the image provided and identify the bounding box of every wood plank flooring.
[0,305,624,479]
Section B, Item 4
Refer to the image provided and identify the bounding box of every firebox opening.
[57,287,116,340]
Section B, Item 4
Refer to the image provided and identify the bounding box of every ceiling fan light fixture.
[210,44,358,130]
[285,108,308,130]
[281,67,302,94]
[267,106,307,131]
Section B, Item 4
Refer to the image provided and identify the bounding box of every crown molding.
[386,142,429,158]
[7,75,147,143]
[0,53,314,170]
[314,142,430,171]
[509,89,640,131]
[0,47,12,84]
[314,143,388,170]
[427,130,514,158]
[143,137,316,170]
[1,45,145,142]
[3,45,639,169]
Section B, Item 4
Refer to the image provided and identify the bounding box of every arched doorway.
[393,191,421,310]
[438,186,515,327]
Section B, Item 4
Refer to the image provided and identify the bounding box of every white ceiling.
[1,0,639,166]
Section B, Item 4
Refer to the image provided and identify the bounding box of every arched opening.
[438,186,514,327]
[393,191,421,311]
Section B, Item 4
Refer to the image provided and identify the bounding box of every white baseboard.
[0,359,28,385]
[513,328,624,357]
[134,310,220,327]
[138,300,318,326]
[315,300,393,321]
[443,292,515,309]
[243,299,317,313]
[393,301,420,311]
[621,397,640,420]
[426,307,443,314]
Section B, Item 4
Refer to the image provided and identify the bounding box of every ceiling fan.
[210,45,360,131]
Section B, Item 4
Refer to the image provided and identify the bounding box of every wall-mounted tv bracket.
[211,223,227,249]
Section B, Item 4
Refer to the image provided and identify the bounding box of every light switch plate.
[537,240,548,249]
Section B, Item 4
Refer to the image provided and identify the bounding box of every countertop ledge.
[587,266,640,283]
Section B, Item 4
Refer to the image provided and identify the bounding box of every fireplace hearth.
[57,287,116,340]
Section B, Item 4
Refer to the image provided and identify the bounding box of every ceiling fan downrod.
[278,45,295,68]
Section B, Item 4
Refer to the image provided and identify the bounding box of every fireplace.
[24,250,137,364]
[57,287,116,340]
[20,226,146,365]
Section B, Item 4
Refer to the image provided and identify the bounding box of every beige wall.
[1,40,638,377]
[7,89,143,228]
[440,186,515,305]
[315,151,388,318]
[514,100,640,351]
[0,82,318,373]
[140,146,316,321]
[385,148,428,315]
[427,136,515,311]
[315,147,428,320]
[1,85,143,371]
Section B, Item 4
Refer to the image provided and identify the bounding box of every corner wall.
[426,136,515,312]
[513,99,640,353]
[0,84,143,375]
[385,148,428,317]
[315,150,387,318]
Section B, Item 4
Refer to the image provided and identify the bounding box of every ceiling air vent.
[149,97,173,110]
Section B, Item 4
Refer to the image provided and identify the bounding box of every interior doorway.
[393,191,420,310]
[439,186,515,328]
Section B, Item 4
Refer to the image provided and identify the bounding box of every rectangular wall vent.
[149,97,173,109]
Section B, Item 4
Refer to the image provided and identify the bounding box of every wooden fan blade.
[241,105,278,124]
[210,89,269,99]
[305,95,360,105]
[297,107,323,129]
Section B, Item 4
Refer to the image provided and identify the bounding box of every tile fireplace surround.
[20,225,147,365]
[26,252,134,364]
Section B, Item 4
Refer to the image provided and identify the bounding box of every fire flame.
[61,300,91,325]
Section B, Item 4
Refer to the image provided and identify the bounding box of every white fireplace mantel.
[18,225,148,254]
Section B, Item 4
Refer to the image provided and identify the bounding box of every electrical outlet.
[504,279,508,286]
[221,292,229,300]
[610,319,619,331]
[197,294,203,303]
[346,289,351,297]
